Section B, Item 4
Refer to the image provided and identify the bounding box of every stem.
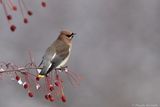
[0,67,42,74]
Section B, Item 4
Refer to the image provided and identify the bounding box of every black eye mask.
[66,35,72,38]
[66,33,76,38]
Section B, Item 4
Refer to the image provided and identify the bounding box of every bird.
[37,30,76,78]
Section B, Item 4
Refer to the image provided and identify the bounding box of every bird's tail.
[36,60,45,78]
[37,74,45,78]
[37,68,46,78]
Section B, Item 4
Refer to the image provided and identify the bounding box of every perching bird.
[38,30,76,78]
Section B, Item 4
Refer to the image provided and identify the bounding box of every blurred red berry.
[12,6,17,11]
[41,1,46,7]
[48,94,51,98]
[61,95,66,102]
[23,83,28,89]
[49,84,54,91]
[49,96,54,102]
[10,25,16,32]
[28,92,33,97]
[7,15,12,20]
[48,94,54,102]
[55,81,60,87]
[36,77,40,81]
[27,11,33,16]
[16,75,20,81]
[23,18,28,24]
[44,95,49,100]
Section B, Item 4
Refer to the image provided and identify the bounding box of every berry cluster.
[0,0,47,32]
[0,61,81,103]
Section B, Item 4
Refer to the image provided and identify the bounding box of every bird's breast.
[56,47,71,68]
[56,54,70,68]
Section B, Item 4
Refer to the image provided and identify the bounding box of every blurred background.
[0,0,160,107]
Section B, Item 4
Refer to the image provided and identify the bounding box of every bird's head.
[58,30,76,44]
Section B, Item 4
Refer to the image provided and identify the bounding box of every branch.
[0,56,81,103]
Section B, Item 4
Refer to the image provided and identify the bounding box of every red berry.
[41,2,46,7]
[49,85,54,91]
[61,95,66,102]
[55,81,60,87]
[28,92,33,97]
[23,83,28,89]
[49,96,54,102]
[10,25,16,32]
[27,11,33,16]
[24,18,28,24]
[7,15,12,20]
[16,76,20,81]
[48,94,54,102]
[12,6,17,11]
[44,95,49,100]
[36,77,40,81]
[48,94,51,98]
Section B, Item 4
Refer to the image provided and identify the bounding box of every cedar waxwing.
[38,30,76,78]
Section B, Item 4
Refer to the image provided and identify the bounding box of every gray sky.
[0,0,160,107]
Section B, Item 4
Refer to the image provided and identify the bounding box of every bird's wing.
[39,45,57,75]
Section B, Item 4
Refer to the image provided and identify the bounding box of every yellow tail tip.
[37,74,45,78]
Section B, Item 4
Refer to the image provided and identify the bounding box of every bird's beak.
[71,33,76,39]
[71,33,76,36]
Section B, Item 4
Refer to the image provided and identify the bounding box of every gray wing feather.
[39,45,56,75]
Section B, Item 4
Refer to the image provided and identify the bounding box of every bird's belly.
[56,55,70,68]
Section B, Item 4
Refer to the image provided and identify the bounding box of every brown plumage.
[38,30,76,77]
